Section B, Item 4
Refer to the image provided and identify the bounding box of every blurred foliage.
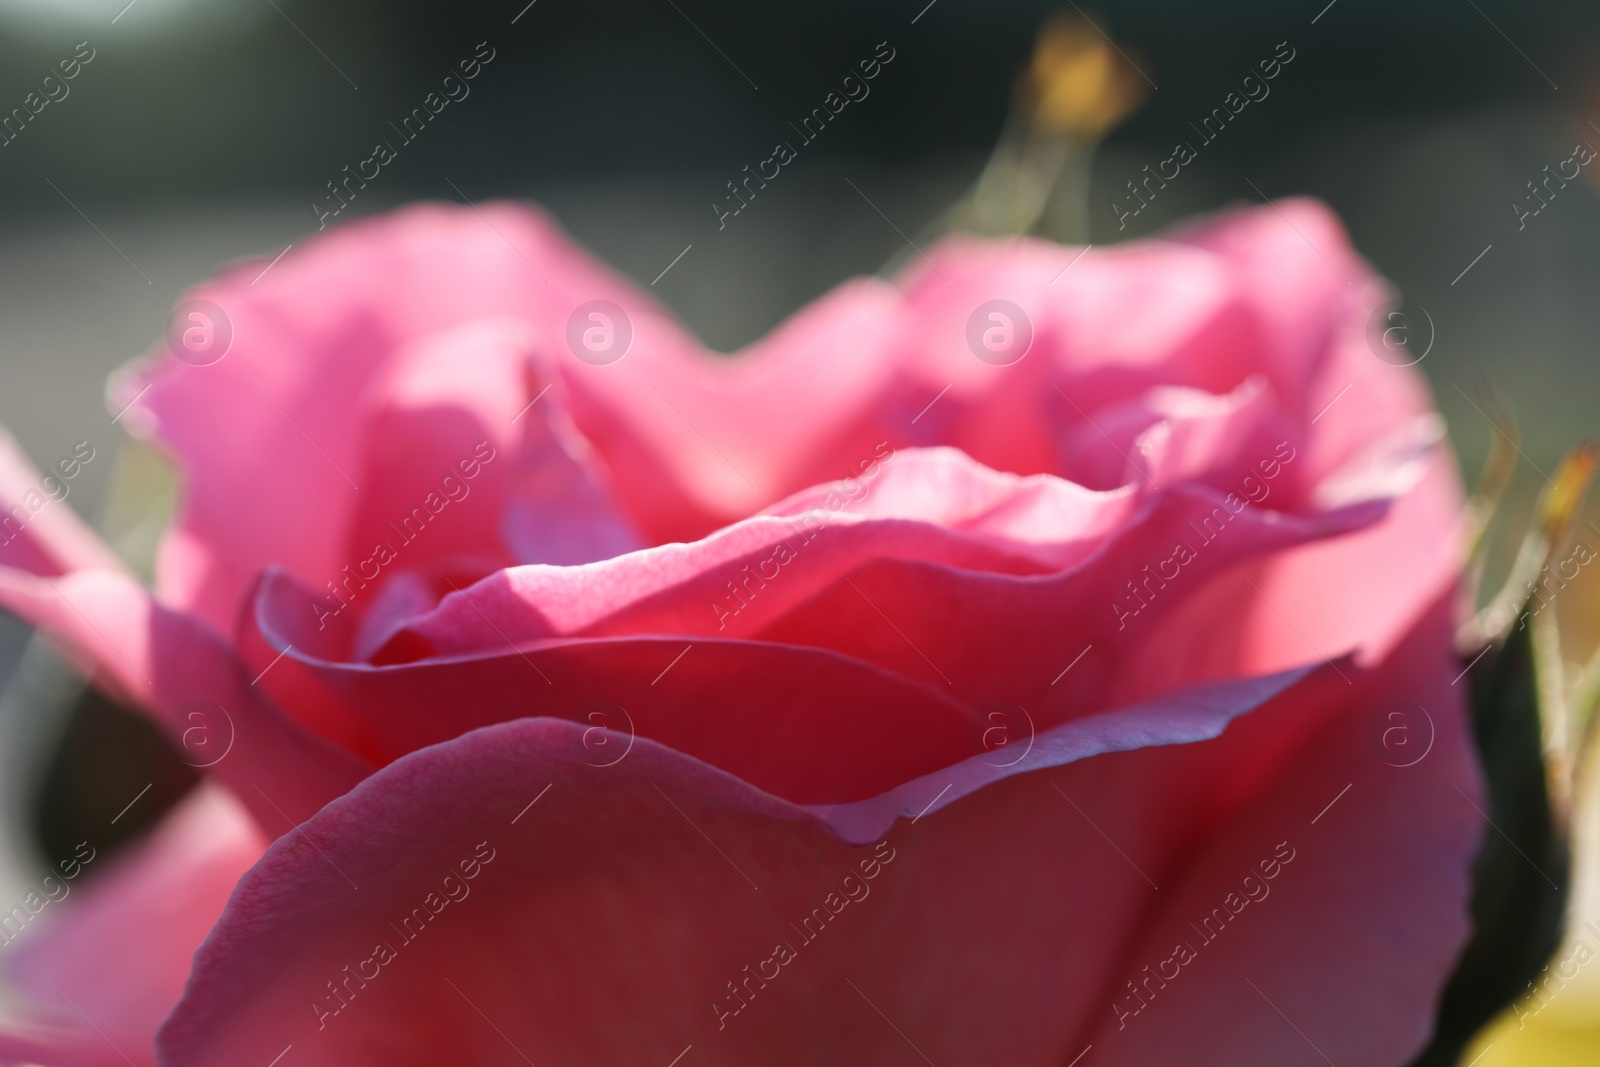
[1410,616,1568,1065]
[0,0,1593,216]
[1422,437,1600,1064]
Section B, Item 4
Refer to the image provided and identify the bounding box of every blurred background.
[0,0,1598,1059]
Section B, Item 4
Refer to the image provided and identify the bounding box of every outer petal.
[1082,603,1480,1064]
[157,597,1477,1067]
[0,785,265,1067]
[0,568,368,831]
[0,430,124,579]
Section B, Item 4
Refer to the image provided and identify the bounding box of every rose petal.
[156,598,1477,1067]
[119,203,659,633]
[0,785,265,1067]
[1082,602,1480,1065]
[118,202,906,631]
[0,568,368,831]
[0,430,123,579]
[245,570,984,804]
[235,433,1420,790]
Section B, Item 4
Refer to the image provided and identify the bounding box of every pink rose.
[0,197,1479,1066]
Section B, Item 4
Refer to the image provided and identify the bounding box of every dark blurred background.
[0,0,1597,881]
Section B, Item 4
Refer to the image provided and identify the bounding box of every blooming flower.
[0,197,1479,1067]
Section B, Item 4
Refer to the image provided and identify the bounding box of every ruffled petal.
[156,599,1477,1067]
